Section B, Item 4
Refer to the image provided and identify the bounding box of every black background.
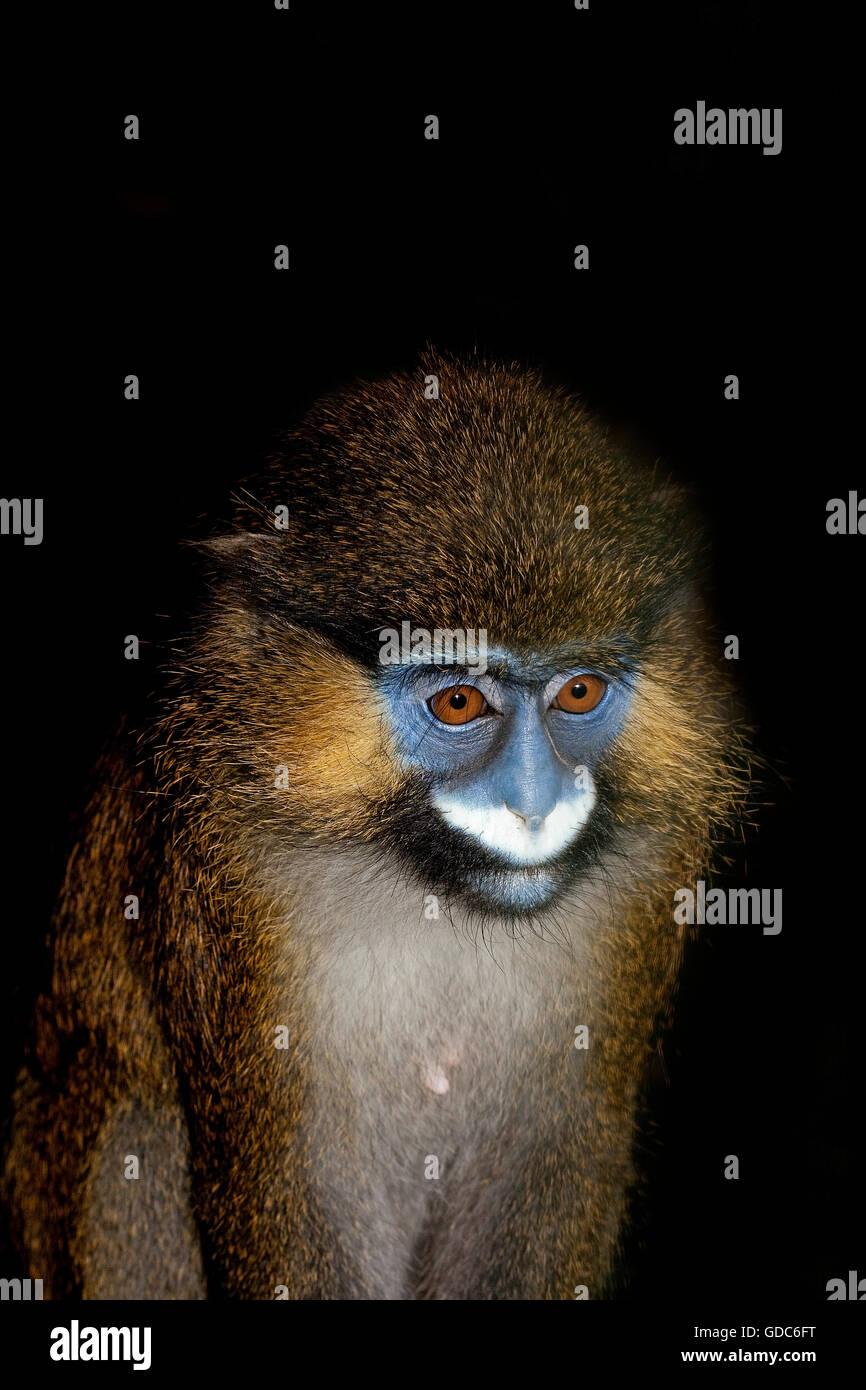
[2,0,862,1304]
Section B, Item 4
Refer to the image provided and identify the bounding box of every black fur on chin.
[366,769,622,928]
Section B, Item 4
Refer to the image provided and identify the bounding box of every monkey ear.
[186,533,283,566]
[184,533,291,604]
[650,484,682,507]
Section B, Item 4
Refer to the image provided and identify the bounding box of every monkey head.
[174,356,747,924]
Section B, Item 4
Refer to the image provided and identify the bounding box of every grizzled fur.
[4,355,755,1298]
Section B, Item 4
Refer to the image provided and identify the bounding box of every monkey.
[4,353,754,1300]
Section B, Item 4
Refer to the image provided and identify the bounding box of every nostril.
[505,804,548,832]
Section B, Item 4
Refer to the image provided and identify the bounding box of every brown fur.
[4,355,756,1298]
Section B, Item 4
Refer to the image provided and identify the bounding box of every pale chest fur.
[272,850,614,1297]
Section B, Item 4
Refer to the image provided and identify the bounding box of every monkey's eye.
[428,685,490,725]
[550,675,607,713]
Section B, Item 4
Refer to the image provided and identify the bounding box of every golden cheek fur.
[613,659,744,840]
[247,639,404,827]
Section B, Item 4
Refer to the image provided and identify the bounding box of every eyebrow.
[489,638,637,670]
[382,642,639,689]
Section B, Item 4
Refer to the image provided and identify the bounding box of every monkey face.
[375,649,634,914]
[187,359,741,929]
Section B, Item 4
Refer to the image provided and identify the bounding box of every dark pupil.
[571,683,588,700]
[449,691,468,709]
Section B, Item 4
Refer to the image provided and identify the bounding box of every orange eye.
[551,675,606,713]
[428,685,489,725]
